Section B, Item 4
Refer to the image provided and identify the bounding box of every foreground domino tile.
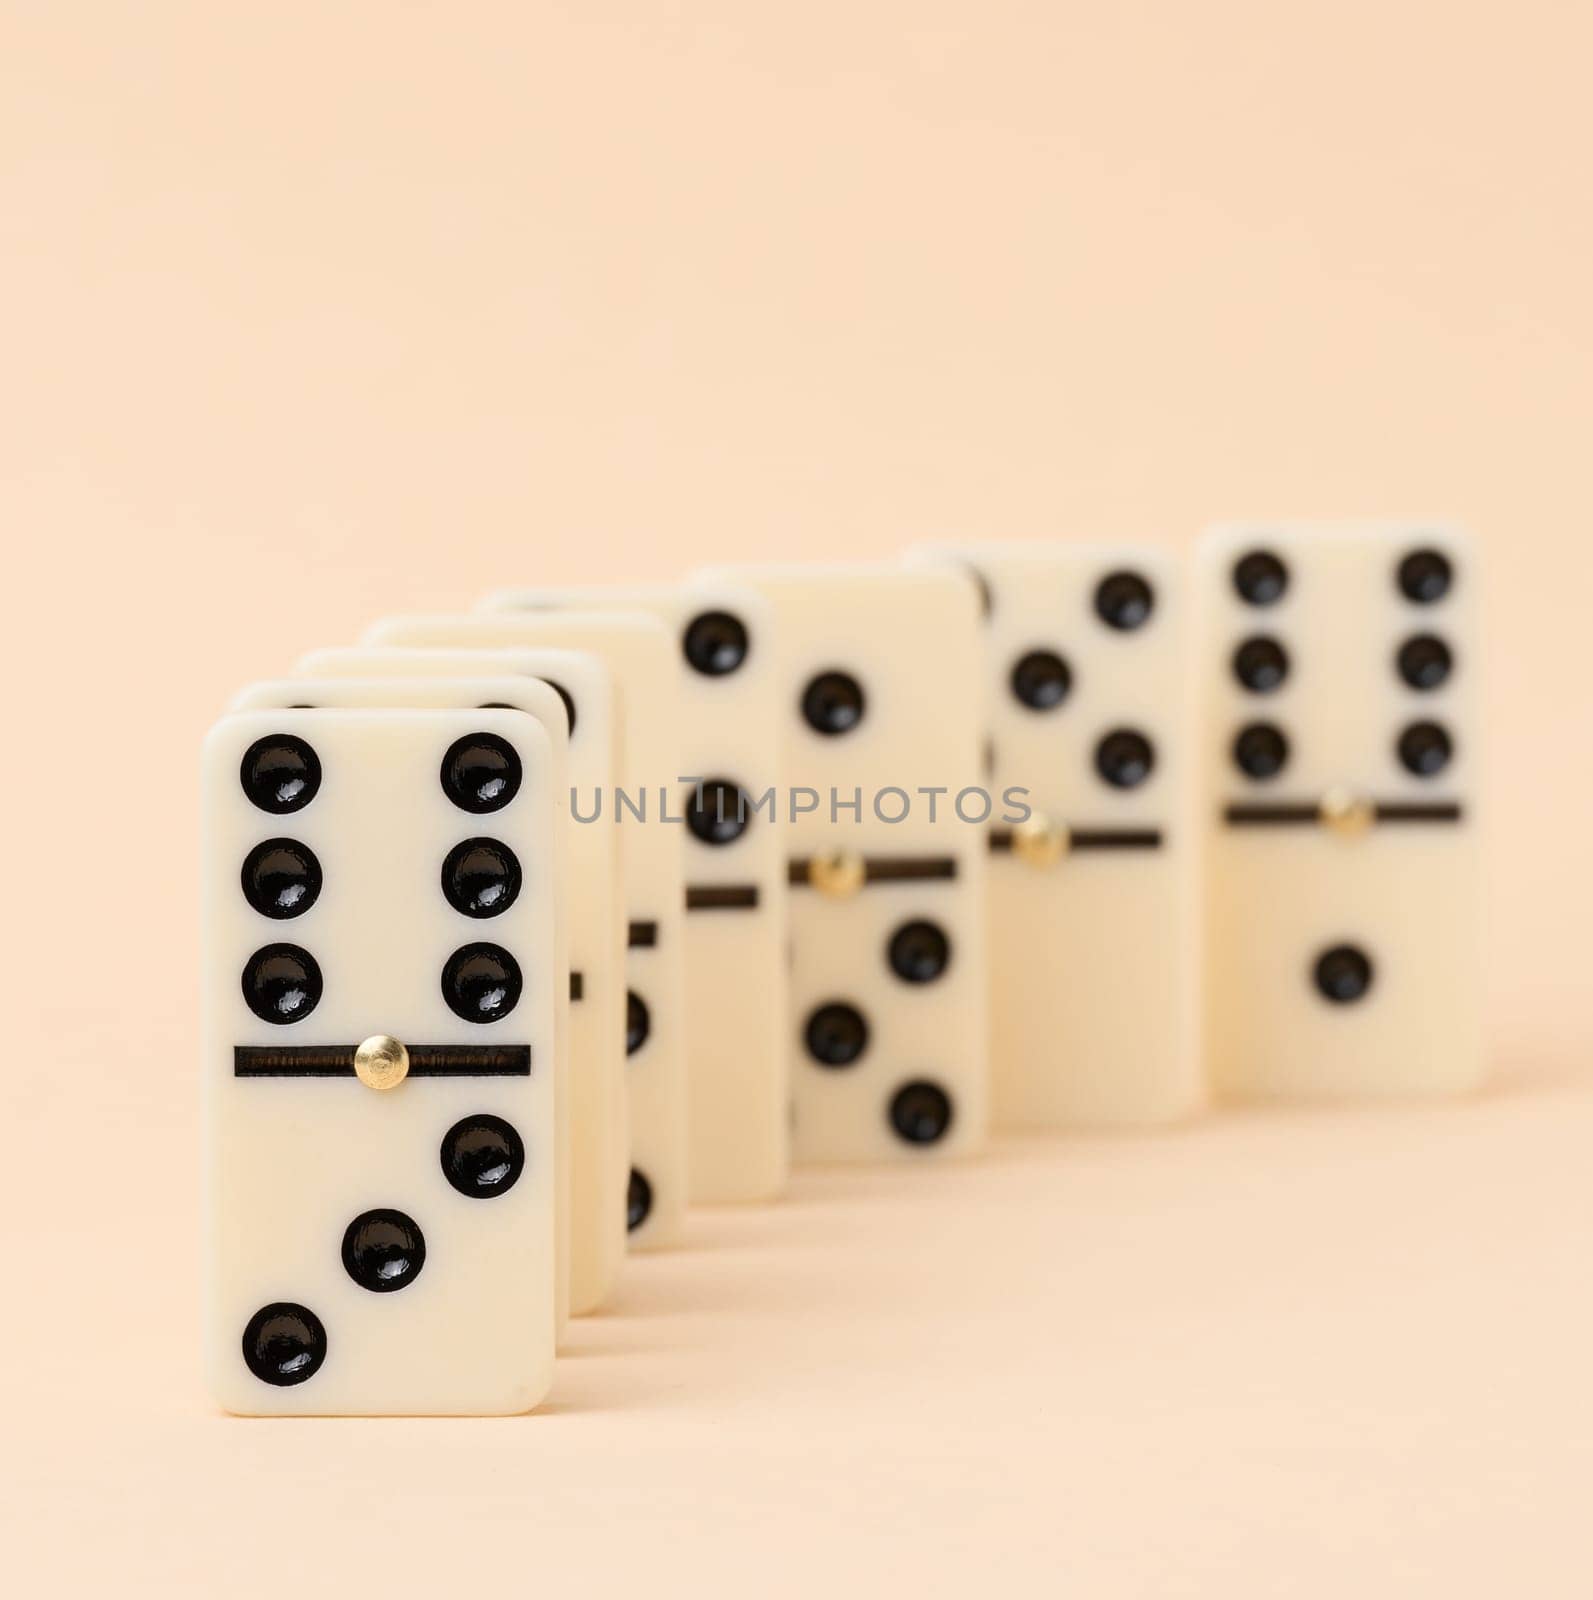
[203,708,557,1415]
[697,564,988,1163]
[480,583,789,1205]
[232,676,577,1336]
[910,543,1202,1128]
[1196,523,1483,1099]
[364,615,689,1247]
[297,647,626,1314]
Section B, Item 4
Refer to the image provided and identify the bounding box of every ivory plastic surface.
[1196,524,1483,1100]
[481,583,790,1205]
[202,708,557,1415]
[698,564,988,1162]
[364,615,689,1248]
[297,647,626,1312]
[912,543,1202,1128]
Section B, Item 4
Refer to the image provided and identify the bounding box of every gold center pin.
[1013,814,1069,868]
[1319,787,1374,839]
[808,849,865,900]
[354,1034,410,1091]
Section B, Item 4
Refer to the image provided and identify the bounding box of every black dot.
[685,777,750,845]
[1010,650,1071,711]
[241,1302,326,1387]
[240,735,321,814]
[1397,720,1453,777]
[887,919,951,984]
[240,839,322,919]
[1396,634,1453,691]
[440,1114,525,1198]
[966,566,994,618]
[627,1168,653,1232]
[1397,547,1453,604]
[241,943,322,1025]
[1094,569,1155,631]
[1232,635,1289,693]
[626,991,651,1055]
[888,1081,954,1146]
[440,732,522,814]
[1094,728,1155,789]
[441,942,523,1022]
[1232,722,1289,780]
[341,1209,426,1293]
[1232,549,1289,606]
[682,610,749,676]
[1314,944,1373,1004]
[440,838,522,918]
[804,1002,869,1068]
[538,681,577,734]
[801,671,866,735]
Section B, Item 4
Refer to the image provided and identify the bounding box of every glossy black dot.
[685,777,750,845]
[341,1209,426,1293]
[440,732,522,814]
[804,1002,869,1068]
[241,943,322,1025]
[1094,569,1155,631]
[1396,634,1453,691]
[441,942,523,1022]
[440,838,522,918]
[1397,547,1453,604]
[539,681,577,734]
[241,1302,326,1387]
[1010,649,1072,711]
[240,735,321,814]
[627,1168,653,1232]
[1232,549,1289,607]
[888,1081,954,1146]
[1094,728,1155,789]
[801,670,866,735]
[1232,722,1289,781]
[1397,720,1453,777]
[1314,944,1374,1004]
[1232,635,1290,693]
[887,919,951,984]
[440,1113,525,1198]
[626,991,651,1055]
[240,839,322,919]
[682,610,749,676]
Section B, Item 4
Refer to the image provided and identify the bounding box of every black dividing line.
[234,1045,531,1078]
[1222,803,1319,826]
[988,827,1162,852]
[786,856,959,886]
[570,972,584,1002]
[1377,802,1464,823]
[685,884,760,910]
[627,921,658,948]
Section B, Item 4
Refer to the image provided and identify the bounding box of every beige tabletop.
[2,3,1590,1593]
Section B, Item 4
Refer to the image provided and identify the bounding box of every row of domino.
[202,522,1479,1415]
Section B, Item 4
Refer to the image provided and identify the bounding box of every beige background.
[2,3,1590,1593]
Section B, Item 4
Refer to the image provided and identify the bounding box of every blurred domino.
[296,647,626,1313]
[479,582,789,1205]
[697,564,988,1162]
[203,708,557,1414]
[363,615,689,1248]
[1196,523,1483,1099]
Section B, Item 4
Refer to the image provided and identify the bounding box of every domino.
[909,543,1202,1128]
[203,708,557,1414]
[362,615,690,1248]
[1196,523,1483,1099]
[697,564,988,1163]
[479,582,789,1205]
[294,647,627,1315]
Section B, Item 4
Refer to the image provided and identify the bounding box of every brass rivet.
[808,850,865,900]
[1012,815,1069,868]
[354,1034,409,1091]
[1319,787,1374,839]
